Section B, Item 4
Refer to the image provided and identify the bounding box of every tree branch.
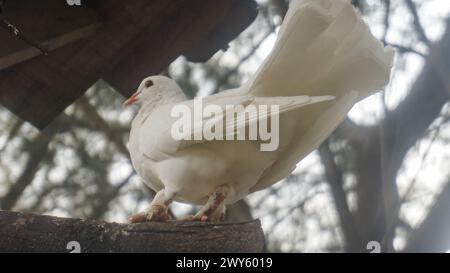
[404,0,431,47]
[0,210,265,253]
[318,140,363,252]
[75,96,129,158]
[0,122,58,210]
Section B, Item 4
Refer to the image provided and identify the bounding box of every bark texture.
[0,210,265,253]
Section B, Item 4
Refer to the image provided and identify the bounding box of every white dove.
[124,0,394,223]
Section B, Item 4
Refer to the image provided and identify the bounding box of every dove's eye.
[145,80,154,88]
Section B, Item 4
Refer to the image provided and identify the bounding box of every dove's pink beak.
[123,91,141,106]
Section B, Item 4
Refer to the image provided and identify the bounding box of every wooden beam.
[0,0,100,70]
[0,0,162,129]
[183,0,258,63]
[105,0,258,97]
[0,0,257,129]
[0,23,99,71]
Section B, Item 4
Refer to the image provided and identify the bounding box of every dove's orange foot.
[180,211,225,223]
[129,204,172,223]
[181,185,229,223]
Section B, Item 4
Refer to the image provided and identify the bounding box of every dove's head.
[123,75,186,107]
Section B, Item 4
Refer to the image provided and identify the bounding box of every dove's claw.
[129,213,148,223]
[129,188,175,223]
[178,214,213,222]
[182,207,224,222]
[129,204,172,223]
[180,185,230,222]
[179,215,195,221]
[178,215,208,222]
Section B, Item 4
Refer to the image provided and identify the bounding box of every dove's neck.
[134,89,187,124]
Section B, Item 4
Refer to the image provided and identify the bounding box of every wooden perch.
[0,210,265,253]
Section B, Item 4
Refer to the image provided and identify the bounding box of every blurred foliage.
[1,0,450,252]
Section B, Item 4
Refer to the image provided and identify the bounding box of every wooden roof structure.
[0,0,257,129]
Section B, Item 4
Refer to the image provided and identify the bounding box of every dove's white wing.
[137,94,334,161]
[178,95,334,143]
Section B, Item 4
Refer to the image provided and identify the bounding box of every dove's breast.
[129,113,278,204]
[151,140,276,205]
[128,113,164,192]
[128,101,305,205]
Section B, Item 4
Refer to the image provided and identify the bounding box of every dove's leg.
[129,189,175,223]
[190,184,231,222]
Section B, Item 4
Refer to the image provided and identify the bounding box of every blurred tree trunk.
[358,17,450,250]
[319,141,364,252]
[0,122,59,210]
[327,18,450,252]
[225,199,253,222]
[404,182,450,252]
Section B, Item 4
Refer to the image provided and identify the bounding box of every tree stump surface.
[0,210,265,253]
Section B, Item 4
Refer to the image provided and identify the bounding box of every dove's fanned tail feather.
[251,91,359,192]
[247,0,395,191]
[246,0,394,99]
